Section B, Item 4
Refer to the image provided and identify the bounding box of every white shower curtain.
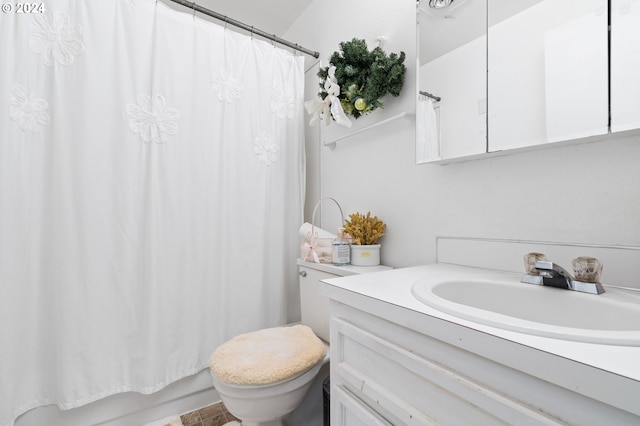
[0,1,305,424]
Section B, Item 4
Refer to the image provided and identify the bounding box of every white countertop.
[297,258,392,276]
[321,263,640,383]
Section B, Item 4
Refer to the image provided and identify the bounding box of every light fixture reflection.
[428,0,454,9]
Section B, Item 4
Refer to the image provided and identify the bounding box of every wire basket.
[301,197,345,263]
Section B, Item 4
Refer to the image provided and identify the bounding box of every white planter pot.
[350,244,381,266]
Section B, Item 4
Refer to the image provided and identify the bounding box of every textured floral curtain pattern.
[0,1,305,424]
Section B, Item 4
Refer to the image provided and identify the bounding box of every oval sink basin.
[411,277,640,346]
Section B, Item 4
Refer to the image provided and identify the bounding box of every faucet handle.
[572,257,603,283]
[523,252,547,274]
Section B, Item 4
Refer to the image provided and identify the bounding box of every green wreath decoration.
[318,38,406,120]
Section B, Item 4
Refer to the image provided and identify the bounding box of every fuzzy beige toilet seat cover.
[209,324,326,385]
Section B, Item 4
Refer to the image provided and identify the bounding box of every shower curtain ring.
[191,1,196,17]
[250,26,254,39]
[224,16,228,30]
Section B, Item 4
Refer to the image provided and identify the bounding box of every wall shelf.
[323,112,414,150]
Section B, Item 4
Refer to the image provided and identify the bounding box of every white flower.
[29,11,84,67]
[211,69,243,103]
[10,84,50,132]
[254,132,279,166]
[125,94,180,144]
[270,80,295,119]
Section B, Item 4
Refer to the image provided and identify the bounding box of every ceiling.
[159,0,313,37]
[159,0,543,65]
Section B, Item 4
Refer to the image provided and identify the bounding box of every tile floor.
[179,402,239,426]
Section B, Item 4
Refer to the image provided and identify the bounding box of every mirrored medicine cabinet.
[416,0,640,164]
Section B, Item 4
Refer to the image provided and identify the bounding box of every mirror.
[417,0,639,163]
[488,0,608,152]
[417,0,487,162]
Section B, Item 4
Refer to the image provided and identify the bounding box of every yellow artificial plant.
[343,211,386,245]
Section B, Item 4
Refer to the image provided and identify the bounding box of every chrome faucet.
[521,260,605,295]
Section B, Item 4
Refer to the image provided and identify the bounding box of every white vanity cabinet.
[323,268,640,425]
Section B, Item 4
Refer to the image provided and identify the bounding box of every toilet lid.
[209,324,326,385]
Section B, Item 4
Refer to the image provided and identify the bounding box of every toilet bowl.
[210,324,327,426]
[211,357,324,426]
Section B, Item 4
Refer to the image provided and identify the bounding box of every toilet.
[209,261,388,426]
[210,325,326,426]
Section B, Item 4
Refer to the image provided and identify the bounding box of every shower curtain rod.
[166,0,320,58]
[420,90,441,102]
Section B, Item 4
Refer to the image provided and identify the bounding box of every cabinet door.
[332,386,393,426]
[488,0,608,151]
[611,0,640,132]
[417,0,487,162]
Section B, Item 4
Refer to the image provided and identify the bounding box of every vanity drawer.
[332,314,560,425]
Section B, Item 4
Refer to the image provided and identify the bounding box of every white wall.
[287,0,640,270]
[286,0,436,268]
[434,133,640,247]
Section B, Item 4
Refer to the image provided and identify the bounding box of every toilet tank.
[298,260,391,342]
